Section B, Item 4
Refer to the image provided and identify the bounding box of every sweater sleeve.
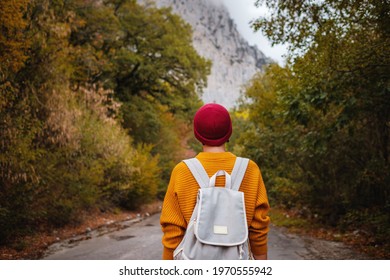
[160,165,187,260]
[248,166,270,256]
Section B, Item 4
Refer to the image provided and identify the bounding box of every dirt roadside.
[0,201,162,260]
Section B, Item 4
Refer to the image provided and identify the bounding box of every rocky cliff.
[140,0,272,108]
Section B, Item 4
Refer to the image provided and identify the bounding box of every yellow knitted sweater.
[160,152,270,260]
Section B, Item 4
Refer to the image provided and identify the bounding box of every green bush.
[118,144,160,210]
[47,200,77,228]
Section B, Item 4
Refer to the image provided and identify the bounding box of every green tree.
[233,64,306,208]
[239,0,390,240]
[68,0,209,186]
[1,0,207,243]
[69,0,210,116]
[0,0,29,77]
[0,0,40,241]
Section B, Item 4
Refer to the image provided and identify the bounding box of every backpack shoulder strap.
[230,157,250,191]
[183,158,209,188]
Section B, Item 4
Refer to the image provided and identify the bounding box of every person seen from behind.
[160,103,270,259]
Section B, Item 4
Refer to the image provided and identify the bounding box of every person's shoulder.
[241,157,261,175]
[169,160,194,186]
[171,160,190,176]
[238,157,259,168]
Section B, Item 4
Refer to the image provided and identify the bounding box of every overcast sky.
[220,0,288,65]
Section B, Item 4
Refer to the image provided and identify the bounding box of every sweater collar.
[196,152,236,160]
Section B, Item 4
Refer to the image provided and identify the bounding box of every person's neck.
[202,145,226,153]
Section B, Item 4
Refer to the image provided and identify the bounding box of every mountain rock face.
[140,0,272,108]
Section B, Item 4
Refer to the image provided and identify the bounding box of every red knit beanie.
[193,103,232,146]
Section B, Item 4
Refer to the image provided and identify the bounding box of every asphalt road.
[44,214,163,260]
[43,213,369,260]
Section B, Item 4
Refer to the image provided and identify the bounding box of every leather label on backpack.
[214,225,228,235]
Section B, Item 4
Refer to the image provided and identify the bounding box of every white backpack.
[173,157,252,260]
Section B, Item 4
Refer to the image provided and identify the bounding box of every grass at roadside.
[269,207,389,259]
[269,207,311,230]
